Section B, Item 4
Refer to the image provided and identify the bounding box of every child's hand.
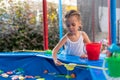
[101,50,111,57]
[106,50,111,57]
[54,60,62,66]
[80,54,88,58]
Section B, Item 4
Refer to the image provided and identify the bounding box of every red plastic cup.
[86,43,101,60]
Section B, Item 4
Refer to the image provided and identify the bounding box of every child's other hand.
[80,54,88,58]
[54,60,62,66]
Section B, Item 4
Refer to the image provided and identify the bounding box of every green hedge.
[0,25,66,51]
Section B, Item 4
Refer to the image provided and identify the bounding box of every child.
[52,10,91,65]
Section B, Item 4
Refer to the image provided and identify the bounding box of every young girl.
[52,10,91,65]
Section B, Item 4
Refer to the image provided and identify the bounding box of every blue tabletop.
[0,52,107,80]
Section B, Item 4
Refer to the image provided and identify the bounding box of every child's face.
[66,16,81,33]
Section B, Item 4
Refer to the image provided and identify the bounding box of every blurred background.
[0,0,120,51]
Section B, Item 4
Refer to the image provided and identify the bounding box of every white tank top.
[63,32,86,56]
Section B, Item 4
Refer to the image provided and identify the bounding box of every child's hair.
[64,10,82,30]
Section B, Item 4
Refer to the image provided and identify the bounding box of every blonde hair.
[64,10,83,30]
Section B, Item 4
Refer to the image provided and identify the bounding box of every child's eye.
[66,23,76,27]
[71,23,76,26]
[66,24,70,27]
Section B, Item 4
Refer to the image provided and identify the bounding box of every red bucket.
[86,43,101,60]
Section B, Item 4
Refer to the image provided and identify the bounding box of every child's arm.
[82,31,91,44]
[52,34,67,65]
[80,31,91,58]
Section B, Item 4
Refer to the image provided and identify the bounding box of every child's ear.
[79,21,83,28]
[79,21,82,26]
